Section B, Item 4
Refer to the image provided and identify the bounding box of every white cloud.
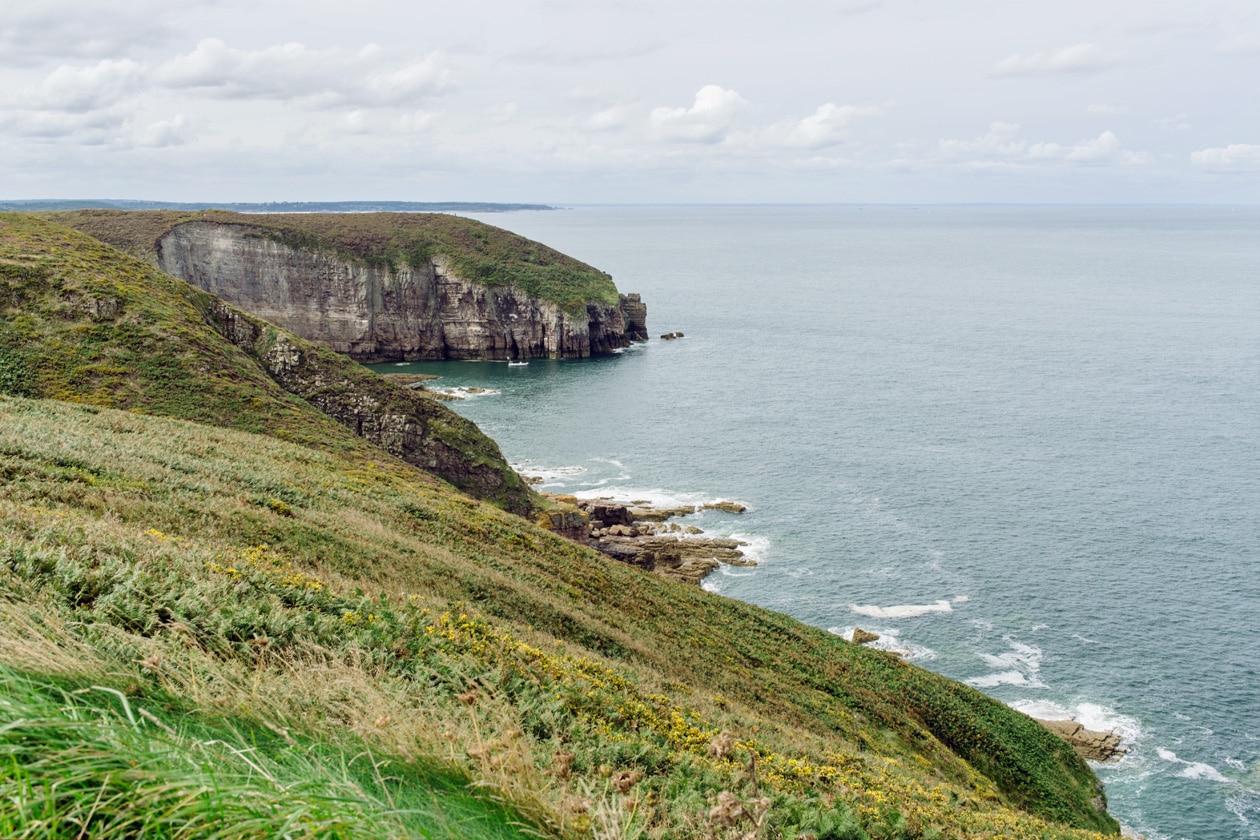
[339,110,373,135]
[156,39,449,106]
[938,122,1026,159]
[729,102,885,151]
[0,1,173,65]
[25,59,145,112]
[587,104,636,132]
[939,124,1148,167]
[1028,130,1139,163]
[1190,144,1260,172]
[0,106,123,141]
[650,85,746,143]
[134,113,190,147]
[989,43,1115,78]
[362,55,452,106]
[1153,113,1190,131]
[777,103,883,149]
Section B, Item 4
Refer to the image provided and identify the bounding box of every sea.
[370,205,1260,840]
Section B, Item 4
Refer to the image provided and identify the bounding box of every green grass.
[0,666,542,840]
[0,395,1118,839]
[0,214,1121,839]
[48,209,620,314]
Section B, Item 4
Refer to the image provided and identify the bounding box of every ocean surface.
[371,205,1260,840]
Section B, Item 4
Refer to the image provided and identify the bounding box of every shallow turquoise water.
[372,205,1260,839]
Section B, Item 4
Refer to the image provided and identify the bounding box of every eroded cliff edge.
[149,217,646,362]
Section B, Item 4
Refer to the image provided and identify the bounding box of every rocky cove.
[154,219,649,362]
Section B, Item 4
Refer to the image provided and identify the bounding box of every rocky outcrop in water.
[1033,719,1127,763]
[156,221,646,362]
[533,493,754,584]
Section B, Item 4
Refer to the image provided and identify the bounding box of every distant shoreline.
[0,199,555,213]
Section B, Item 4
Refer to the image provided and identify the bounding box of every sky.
[2,0,1259,203]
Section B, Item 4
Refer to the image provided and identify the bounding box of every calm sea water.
[373,205,1260,840]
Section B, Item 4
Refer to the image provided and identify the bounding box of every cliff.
[51,209,648,362]
[0,212,534,514]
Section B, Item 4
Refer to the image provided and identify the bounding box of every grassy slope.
[49,208,621,314]
[0,666,536,840]
[0,212,533,513]
[0,215,1119,839]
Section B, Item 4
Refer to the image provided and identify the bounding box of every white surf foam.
[829,626,938,662]
[849,599,954,619]
[725,532,771,565]
[572,486,749,513]
[430,386,501,400]
[713,566,757,578]
[1157,748,1230,783]
[591,457,625,469]
[969,671,1038,688]
[511,463,588,486]
[1009,699,1144,752]
[967,638,1046,689]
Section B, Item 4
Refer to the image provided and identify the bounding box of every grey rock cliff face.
[156,221,646,362]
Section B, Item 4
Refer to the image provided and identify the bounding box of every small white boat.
[507,358,529,367]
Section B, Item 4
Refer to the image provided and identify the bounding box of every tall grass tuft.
[0,666,541,840]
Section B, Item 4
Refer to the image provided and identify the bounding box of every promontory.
[50,209,649,362]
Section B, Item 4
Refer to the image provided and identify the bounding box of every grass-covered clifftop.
[0,214,1119,839]
[0,212,534,512]
[49,208,620,315]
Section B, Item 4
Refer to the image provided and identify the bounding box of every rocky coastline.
[533,492,753,584]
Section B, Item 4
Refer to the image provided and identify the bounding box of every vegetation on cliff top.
[49,208,621,314]
[0,214,1119,838]
[0,212,533,512]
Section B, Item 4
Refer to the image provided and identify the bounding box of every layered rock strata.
[156,221,646,362]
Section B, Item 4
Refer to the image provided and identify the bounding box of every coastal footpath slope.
[0,214,1119,839]
[51,209,649,362]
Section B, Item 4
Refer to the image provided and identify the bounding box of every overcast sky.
[2,0,1258,203]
